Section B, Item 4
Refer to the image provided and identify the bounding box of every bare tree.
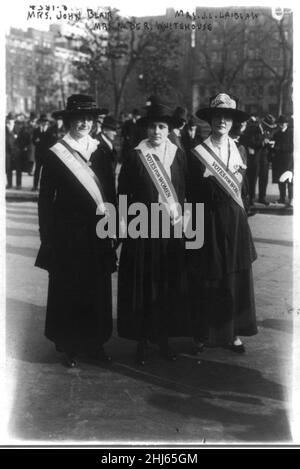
[250,11,293,115]
[195,16,248,91]
[70,10,182,116]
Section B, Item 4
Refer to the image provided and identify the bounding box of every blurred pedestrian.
[188,93,257,354]
[117,102,190,365]
[32,114,53,191]
[121,108,143,162]
[97,115,119,192]
[256,114,276,205]
[272,115,293,206]
[50,112,67,143]
[35,94,117,367]
[181,115,203,153]
[168,106,187,151]
[5,112,21,189]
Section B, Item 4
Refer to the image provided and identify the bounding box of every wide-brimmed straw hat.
[196,93,250,123]
[52,94,107,119]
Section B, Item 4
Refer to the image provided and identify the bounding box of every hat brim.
[196,107,250,123]
[52,108,106,119]
[261,120,277,128]
[142,115,172,126]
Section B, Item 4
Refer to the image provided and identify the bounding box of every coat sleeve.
[37,151,57,247]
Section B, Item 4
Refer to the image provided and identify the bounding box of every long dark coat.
[187,144,257,345]
[117,146,191,341]
[35,142,117,353]
[272,127,293,183]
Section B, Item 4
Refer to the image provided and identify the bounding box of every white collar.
[135,138,177,177]
[205,135,246,173]
[173,128,181,137]
[101,133,113,151]
[63,133,99,160]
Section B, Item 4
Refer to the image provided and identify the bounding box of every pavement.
[3,172,297,447]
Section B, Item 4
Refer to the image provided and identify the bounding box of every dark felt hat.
[277,114,289,125]
[52,94,106,118]
[39,113,49,122]
[143,103,172,126]
[6,112,15,120]
[171,106,187,128]
[196,93,250,123]
[261,113,277,128]
[187,115,199,127]
[102,115,119,131]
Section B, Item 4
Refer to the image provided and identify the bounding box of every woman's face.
[69,113,94,138]
[211,113,233,137]
[147,121,169,147]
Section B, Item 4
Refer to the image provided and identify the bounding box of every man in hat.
[168,106,187,151]
[256,114,276,205]
[32,114,53,191]
[241,113,276,205]
[120,108,143,163]
[5,112,20,189]
[35,94,117,367]
[91,108,109,140]
[181,115,203,154]
[97,115,119,194]
[272,115,293,206]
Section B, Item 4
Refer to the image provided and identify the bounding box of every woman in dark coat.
[188,93,257,353]
[117,103,190,365]
[35,94,117,367]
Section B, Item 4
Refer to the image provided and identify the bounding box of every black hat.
[144,95,160,109]
[171,106,187,128]
[143,103,172,125]
[39,113,49,122]
[29,111,37,120]
[187,115,198,127]
[277,115,289,125]
[6,112,15,120]
[196,93,250,123]
[261,113,277,128]
[102,115,119,131]
[52,94,105,118]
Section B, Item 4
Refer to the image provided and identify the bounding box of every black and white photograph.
[1,0,299,449]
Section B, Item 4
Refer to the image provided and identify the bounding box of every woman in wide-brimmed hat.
[35,94,117,367]
[188,93,257,354]
[117,102,191,365]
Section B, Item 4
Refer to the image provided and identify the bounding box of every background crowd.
[5,96,294,209]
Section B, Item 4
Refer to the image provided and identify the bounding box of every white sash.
[136,141,181,223]
[51,141,107,214]
[192,141,245,209]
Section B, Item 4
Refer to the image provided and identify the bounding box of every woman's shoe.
[88,347,112,364]
[63,352,77,368]
[136,342,149,366]
[193,341,205,354]
[227,343,246,354]
[159,344,177,361]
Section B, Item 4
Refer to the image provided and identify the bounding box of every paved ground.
[3,192,296,446]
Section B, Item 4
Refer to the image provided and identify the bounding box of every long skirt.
[190,268,257,345]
